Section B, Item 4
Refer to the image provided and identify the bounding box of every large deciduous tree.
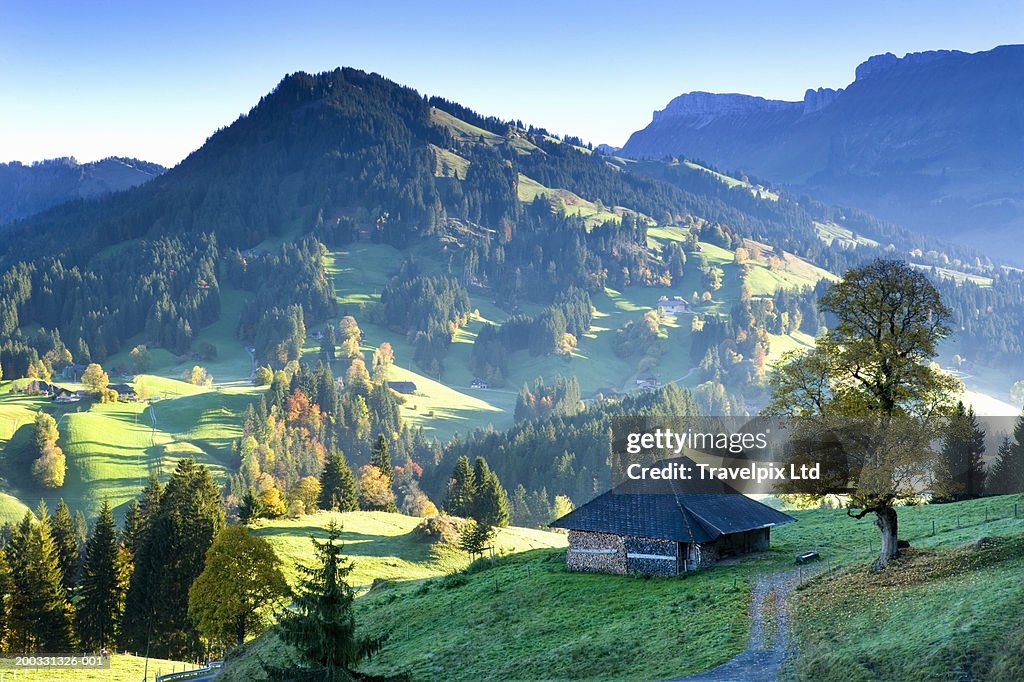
[187,525,289,650]
[81,363,109,394]
[767,259,959,569]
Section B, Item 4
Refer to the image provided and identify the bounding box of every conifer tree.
[935,401,987,500]
[262,522,393,681]
[370,434,393,482]
[470,458,510,528]
[444,456,476,517]
[77,500,129,649]
[318,450,359,512]
[120,458,224,659]
[51,498,79,596]
[8,506,75,652]
[989,430,1024,494]
[121,500,143,557]
[238,488,267,524]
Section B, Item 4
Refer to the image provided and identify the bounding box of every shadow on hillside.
[257,524,435,563]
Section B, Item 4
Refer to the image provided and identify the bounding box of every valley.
[1,36,1023,682]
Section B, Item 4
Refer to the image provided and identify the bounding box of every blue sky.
[1,0,1021,166]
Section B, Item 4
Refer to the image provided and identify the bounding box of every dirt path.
[669,567,818,682]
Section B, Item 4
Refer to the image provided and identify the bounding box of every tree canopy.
[767,259,960,569]
[188,525,290,649]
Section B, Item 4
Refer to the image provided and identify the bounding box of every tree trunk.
[874,506,899,570]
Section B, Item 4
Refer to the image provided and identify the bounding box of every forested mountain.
[623,45,1024,261]
[1,65,1023,535]
[3,65,1012,379]
[0,156,165,225]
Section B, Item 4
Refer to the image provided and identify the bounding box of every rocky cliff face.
[854,49,966,81]
[652,92,800,125]
[802,87,842,114]
[622,45,1024,259]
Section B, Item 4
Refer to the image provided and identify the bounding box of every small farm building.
[551,483,794,576]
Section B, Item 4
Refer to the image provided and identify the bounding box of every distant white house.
[658,296,689,316]
[636,376,659,391]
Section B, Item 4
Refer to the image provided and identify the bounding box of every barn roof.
[550,471,795,543]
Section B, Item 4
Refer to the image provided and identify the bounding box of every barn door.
[684,543,700,571]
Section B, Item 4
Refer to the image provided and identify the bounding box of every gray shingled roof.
[550,472,795,543]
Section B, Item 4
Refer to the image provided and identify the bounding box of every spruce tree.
[8,506,75,652]
[444,456,476,517]
[510,484,530,526]
[472,466,510,528]
[935,401,987,500]
[262,522,392,681]
[370,434,393,481]
[989,434,1024,494]
[121,499,145,558]
[77,500,128,649]
[120,458,225,659]
[127,474,162,557]
[239,488,267,524]
[51,498,80,596]
[318,450,359,512]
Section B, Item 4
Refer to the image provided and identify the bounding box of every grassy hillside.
[788,535,1024,681]
[102,286,255,386]
[250,510,566,590]
[221,510,755,682]
[0,378,259,523]
[211,493,1024,682]
[222,495,1024,682]
[318,229,830,439]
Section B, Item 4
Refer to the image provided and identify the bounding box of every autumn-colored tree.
[767,259,959,569]
[338,316,361,359]
[129,345,152,373]
[81,363,109,394]
[31,413,66,488]
[357,465,396,511]
[292,476,322,514]
[184,365,213,386]
[345,358,371,396]
[188,526,290,649]
[371,342,394,382]
[254,366,274,386]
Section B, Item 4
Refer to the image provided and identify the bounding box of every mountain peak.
[652,92,800,126]
[853,49,967,81]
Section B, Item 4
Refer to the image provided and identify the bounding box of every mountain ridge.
[0,156,165,225]
[623,45,1024,258]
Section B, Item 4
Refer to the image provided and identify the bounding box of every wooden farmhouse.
[551,485,794,576]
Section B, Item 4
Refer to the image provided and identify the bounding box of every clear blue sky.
[1,0,1020,166]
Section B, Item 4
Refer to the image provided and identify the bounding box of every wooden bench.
[795,550,820,564]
